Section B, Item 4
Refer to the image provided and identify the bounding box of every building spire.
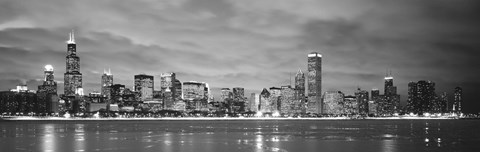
[296,68,303,75]
[67,29,75,44]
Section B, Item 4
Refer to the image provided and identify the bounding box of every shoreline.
[1,116,462,121]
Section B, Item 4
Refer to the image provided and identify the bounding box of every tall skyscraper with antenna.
[64,30,83,96]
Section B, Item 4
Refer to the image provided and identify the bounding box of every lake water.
[1,120,479,152]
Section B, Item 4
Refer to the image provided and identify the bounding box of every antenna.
[290,72,292,86]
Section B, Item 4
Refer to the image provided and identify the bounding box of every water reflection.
[382,139,397,152]
[2,120,480,151]
[74,124,85,152]
[41,124,56,152]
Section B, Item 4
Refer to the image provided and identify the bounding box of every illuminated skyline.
[0,0,479,113]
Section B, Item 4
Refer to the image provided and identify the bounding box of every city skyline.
[0,0,479,113]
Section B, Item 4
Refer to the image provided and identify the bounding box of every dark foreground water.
[1,120,479,152]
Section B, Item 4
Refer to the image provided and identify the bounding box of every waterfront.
[1,120,479,152]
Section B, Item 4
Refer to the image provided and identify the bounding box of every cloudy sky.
[0,0,479,112]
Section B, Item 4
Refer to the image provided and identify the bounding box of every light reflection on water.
[0,120,479,151]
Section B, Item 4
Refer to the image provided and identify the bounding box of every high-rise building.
[64,31,83,96]
[269,87,281,112]
[343,95,358,114]
[182,81,209,111]
[371,88,380,100]
[383,73,400,114]
[453,87,462,113]
[233,87,245,101]
[295,69,305,99]
[440,92,448,113]
[414,80,436,114]
[406,82,417,113]
[37,65,58,112]
[174,79,182,101]
[259,88,271,113]
[307,52,322,114]
[322,91,344,115]
[220,88,231,102]
[249,93,259,112]
[134,74,154,101]
[280,85,295,114]
[101,69,113,100]
[111,84,125,103]
[355,88,369,115]
[160,73,178,109]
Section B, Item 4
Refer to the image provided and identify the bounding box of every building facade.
[64,31,83,96]
[134,74,154,101]
[101,69,113,100]
[307,52,322,114]
[322,91,344,115]
[453,87,462,113]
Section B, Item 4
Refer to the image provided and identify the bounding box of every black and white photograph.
[0,0,479,151]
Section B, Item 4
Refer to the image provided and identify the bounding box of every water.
[1,120,479,152]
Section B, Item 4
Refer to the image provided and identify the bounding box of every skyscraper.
[232,87,245,102]
[383,73,400,114]
[307,52,322,114]
[220,88,231,102]
[37,65,58,113]
[371,88,380,100]
[453,87,462,113]
[295,69,305,99]
[173,79,182,101]
[101,69,113,100]
[355,88,369,115]
[38,65,57,94]
[160,73,178,109]
[406,82,417,113]
[134,74,154,101]
[416,80,436,114]
[160,73,175,93]
[64,31,83,96]
[322,91,344,115]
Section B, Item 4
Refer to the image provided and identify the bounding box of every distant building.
[37,65,58,113]
[232,87,246,113]
[101,69,113,100]
[0,89,37,114]
[220,88,231,102]
[269,87,281,113]
[280,85,295,114]
[408,80,436,114]
[307,52,322,114]
[323,91,344,115]
[232,87,245,102]
[248,93,259,112]
[259,88,271,113]
[355,88,369,115]
[160,73,178,109]
[111,84,125,103]
[295,69,305,99]
[64,31,83,97]
[453,87,462,113]
[343,95,358,114]
[173,79,182,101]
[368,100,378,116]
[383,73,400,114]
[440,92,448,113]
[134,74,154,101]
[182,81,209,111]
[371,88,380,101]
